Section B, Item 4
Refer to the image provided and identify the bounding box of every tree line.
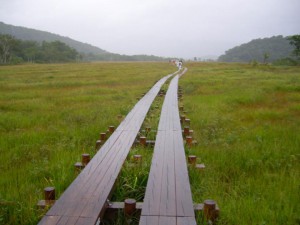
[218,35,300,65]
[0,34,168,64]
[0,21,107,55]
[0,34,79,64]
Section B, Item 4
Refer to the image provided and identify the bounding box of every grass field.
[181,63,300,225]
[0,62,175,224]
[0,62,299,225]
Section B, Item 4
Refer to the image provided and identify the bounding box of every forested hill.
[218,36,294,63]
[0,22,167,62]
[0,22,107,55]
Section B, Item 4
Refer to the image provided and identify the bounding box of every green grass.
[181,62,300,225]
[1,62,299,225]
[0,62,175,225]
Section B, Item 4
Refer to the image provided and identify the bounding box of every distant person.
[178,60,182,69]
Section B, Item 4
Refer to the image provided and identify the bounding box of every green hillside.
[0,22,167,62]
[218,36,295,63]
[0,22,107,55]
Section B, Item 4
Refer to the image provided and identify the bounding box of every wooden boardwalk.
[38,71,176,225]
[140,68,197,225]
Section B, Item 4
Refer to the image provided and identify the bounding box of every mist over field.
[0,1,300,223]
[0,0,299,58]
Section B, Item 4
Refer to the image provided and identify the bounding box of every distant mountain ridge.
[0,21,107,55]
[0,21,168,61]
[218,36,295,63]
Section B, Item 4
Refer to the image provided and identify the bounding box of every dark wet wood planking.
[38,72,176,225]
[140,69,196,224]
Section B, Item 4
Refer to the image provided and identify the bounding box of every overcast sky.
[0,0,299,59]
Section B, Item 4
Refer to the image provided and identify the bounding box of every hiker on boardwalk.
[178,60,183,69]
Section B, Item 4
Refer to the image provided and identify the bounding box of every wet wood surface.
[140,69,196,225]
[38,71,175,225]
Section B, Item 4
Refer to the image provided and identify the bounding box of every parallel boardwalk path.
[140,68,197,225]
[38,71,176,225]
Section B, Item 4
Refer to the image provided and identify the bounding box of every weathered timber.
[38,71,177,225]
[140,68,196,225]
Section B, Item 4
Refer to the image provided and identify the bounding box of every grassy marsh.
[0,62,175,224]
[182,63,300,225]
[1,62,299,225]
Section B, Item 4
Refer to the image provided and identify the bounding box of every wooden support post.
[37,187,56,209]
[82,154,90,166]
[184,126,190,137]
[204,199,218,223]
[185,118,191,125]
[186,136,193,147]
[196,163,206,170]
[181,115,186,122]
[133,155,142,164]
[180,115,186,125]
[109,126,115,134]
[104,201,143,220]
[188,155,197,165]
[100,132,106,141]
[146,140,156,147]
[74,162,84,172]
[44,187,55,203]
[124,199,136,216]
[95,140,102,150]
[145,126,151,133]
[140,136,146,146]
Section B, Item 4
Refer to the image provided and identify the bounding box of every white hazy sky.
[0,0,299,58]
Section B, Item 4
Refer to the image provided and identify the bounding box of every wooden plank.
[177,217,197,225]
[140,70,196,224]
[174,130,195,217]
[159,131,176,216]
[77,132,136,219]
[141,216,196,225]
[140,216,197,225]
[140,216,159,225]
[46,131,124,217]
[38,216,60,225]
[75,217,96,225]
[141,131,165,216]
[39,71,177,225]
[46,131,124,216]
[54,131,132,219]
[56,216,79,225]
[79,132,136,218]
[158,216,176,225]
